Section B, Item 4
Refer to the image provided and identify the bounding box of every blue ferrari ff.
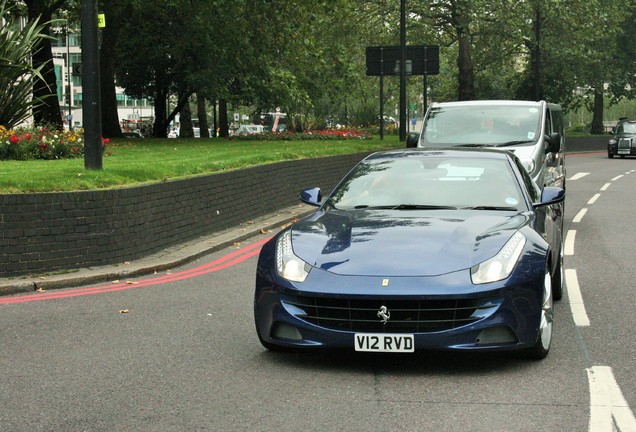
[254,149,565,359]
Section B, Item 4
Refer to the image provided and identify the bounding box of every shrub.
[0,125,84,160]
[228,128,373,141]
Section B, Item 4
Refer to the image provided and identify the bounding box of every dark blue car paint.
[254,149,564,353]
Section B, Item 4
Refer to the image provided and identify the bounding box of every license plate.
[618,149,630,154]
[354,333,414,353]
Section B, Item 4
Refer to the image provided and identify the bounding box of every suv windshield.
[423,105,541,147]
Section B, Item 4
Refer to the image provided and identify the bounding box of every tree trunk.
[590,88,605,134]
[455,6,475,102]
[219,99,229,137]
[99,1,123,138]
[152,87,168,137]
[26,1,63,127]
[196,93,210,138]
[180,99,194,138]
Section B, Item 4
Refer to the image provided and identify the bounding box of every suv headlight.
[521,158,536,176]
[276,230,310,282]
[471,232,526,284]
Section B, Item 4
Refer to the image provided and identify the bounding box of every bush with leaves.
[0,125,84,160]
[0,0,51,128]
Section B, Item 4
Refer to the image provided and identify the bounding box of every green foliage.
[0,0,50,128]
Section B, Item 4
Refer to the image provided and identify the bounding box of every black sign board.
[366,45,439,76]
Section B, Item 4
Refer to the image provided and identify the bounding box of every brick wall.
[0,152,372,277]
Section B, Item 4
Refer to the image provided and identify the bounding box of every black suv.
[608,118,636,158]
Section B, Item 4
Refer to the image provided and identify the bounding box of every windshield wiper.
[355,204,458,210]
[462,205,518,211]
[496,140,534,147]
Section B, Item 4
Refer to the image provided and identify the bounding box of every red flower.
[10,135,19,144]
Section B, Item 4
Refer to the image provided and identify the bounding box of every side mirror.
[300,187,322,206]
[534,186,565,208]
[545,132,561,153]
[406,132,420,148]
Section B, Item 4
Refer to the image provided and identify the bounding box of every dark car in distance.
[608,118,636,158]
[254,149,565,359]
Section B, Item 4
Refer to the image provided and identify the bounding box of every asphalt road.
[1,152,634,432]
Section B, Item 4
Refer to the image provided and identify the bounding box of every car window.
[423,106,541,146]
[617,122,636,134]
[326,156,524,210]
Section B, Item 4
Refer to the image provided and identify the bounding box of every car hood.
[291,210,530,277]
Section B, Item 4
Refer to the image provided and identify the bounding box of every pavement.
[0,204,313,297]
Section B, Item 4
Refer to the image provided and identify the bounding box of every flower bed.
[229,128,373,141]
[0,125,84,160]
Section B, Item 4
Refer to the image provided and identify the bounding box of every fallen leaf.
[35,287,46,293]
[112,280,120,284]
[119,309,129,313]
[123,261,131,265]
[125,281,138,285]
[233,242,241,247]
[247,221,254,225]
[260,228,268,234]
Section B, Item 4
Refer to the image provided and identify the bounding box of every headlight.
[609,139,617,145]
[276,230,310,282]
[521,158,536,176]
[471,232,526,284]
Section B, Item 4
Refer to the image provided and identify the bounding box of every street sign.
[97,14,106,28]
[366,45,439,76]
[72,63,82,76]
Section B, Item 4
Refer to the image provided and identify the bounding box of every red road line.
[0,236,272,306]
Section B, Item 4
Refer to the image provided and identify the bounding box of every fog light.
[475,326,517,345]
[272,323,302,341]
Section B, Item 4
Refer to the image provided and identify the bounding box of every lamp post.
[399,0,407,142]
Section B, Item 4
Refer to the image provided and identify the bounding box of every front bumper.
[254,262,545,353]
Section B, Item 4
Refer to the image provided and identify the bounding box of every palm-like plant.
[0,0,50,128]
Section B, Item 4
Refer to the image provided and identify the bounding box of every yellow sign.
[97,14,106,28]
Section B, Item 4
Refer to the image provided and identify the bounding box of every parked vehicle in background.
[235,124,265,135]
[407,100,566,190]
[608,118,636,158]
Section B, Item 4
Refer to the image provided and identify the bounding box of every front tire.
[524,266,554,360]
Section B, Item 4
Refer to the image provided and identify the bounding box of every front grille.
[283,295,501,333]
[618,138,633,150]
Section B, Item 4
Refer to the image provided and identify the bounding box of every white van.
[407,100,566,189]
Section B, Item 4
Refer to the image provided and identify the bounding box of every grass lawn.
[0,135,403,193]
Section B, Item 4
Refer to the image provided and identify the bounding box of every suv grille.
[283,295,502,333]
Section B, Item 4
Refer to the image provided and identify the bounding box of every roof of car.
[431,100,544,108]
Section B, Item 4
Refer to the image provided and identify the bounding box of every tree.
[22,0,69,127]
[0,0,50,127]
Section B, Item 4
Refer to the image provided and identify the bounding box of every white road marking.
[588,194,601,205]
[612,174,624,181]
[588,366,636,432]
[573,208,588,223]
[565,230,576,256]
[565,269,590,327]
[600,183,611,191]
[569,172,590,180]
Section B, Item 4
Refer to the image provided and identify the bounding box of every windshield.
[422,105,542,147]
[325,155,524,211]
[617,122,636,134]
